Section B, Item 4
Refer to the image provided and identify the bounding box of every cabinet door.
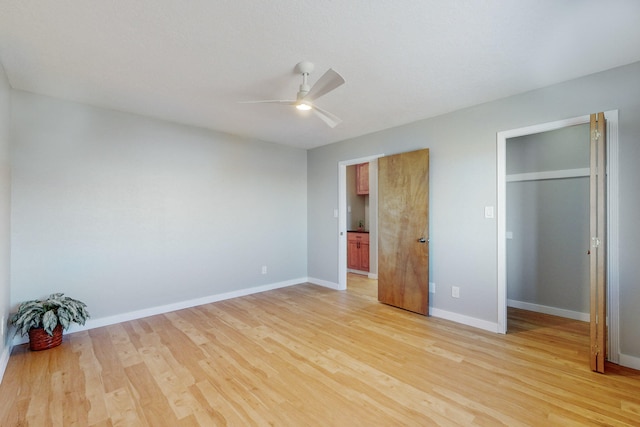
[360,241,370,271]
[347,237,360,269]
[356,163,369,195]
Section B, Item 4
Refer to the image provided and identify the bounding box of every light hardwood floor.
[1,278,639,426]
[346,271,378,298]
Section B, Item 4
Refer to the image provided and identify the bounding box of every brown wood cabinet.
[347,232,369,272]
[356,163,369,195]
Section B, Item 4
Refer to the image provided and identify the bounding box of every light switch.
[506,231,513,239]
[333,209,338,218]
[484,206,494,219]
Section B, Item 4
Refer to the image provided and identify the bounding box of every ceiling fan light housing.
[296,102,312,111]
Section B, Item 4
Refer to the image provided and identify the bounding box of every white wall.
[0,62,11,379]
[10,91,308,320]
[307,61,640,361]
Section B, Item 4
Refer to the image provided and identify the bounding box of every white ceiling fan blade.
[239,100,295,105]
[304,69,345,101]
[312,105,342,128]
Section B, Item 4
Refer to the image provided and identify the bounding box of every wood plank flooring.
[1,277,639,426]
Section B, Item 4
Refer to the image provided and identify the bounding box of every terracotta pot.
[28,324,63,351]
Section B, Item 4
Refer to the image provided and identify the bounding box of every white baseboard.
[430,307,499,333]
[0,339,11,384]
[307,277,343,290]
[347,268,370,276]
[12,277,306,346]
[367,273,378,280]
[619,353,640,371]
[312,280,499,334]
[507,299,589,322]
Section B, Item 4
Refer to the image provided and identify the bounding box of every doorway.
[497,111,620,365]
[340,149,430,315]
[338,155,382,291]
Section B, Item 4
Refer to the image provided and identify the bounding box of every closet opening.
[497,111,619,370]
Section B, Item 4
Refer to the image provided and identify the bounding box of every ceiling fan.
[242,61,345,128]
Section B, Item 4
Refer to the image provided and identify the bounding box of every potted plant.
[10,293,90,351]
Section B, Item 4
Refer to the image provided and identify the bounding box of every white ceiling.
[1,1,639,149]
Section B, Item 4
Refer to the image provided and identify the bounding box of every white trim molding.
[506,168,589,182]
[605,110,620,364]
[430,308,499,333]
[619,354,640,371]
[508,299,589,322]
[307,277,342,290]
[0,341,11,384]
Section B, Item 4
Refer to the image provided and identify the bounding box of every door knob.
[418,237,427,243]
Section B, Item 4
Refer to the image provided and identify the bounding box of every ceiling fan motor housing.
[296,61,315,75]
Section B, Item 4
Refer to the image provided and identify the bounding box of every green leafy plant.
[10,293,90,337]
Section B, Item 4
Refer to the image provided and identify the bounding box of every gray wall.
[507,179,590,313]
[10,91,308,319]
[506,125,590,315]
[307,61,640,359]
[346,165,365,230]
[506,125,590,174]
[0,63,10,367]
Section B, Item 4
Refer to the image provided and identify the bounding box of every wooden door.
[589,112,607,373]
[378,149,429,315]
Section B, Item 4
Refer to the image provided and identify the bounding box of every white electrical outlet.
[261,265,267,274]
[452,286,460,298]
[429,282,435,293]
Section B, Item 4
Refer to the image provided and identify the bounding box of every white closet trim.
[506,168,589,182]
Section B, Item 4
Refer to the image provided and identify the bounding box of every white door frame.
[338,154,384,290]
[496,111,619,363]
